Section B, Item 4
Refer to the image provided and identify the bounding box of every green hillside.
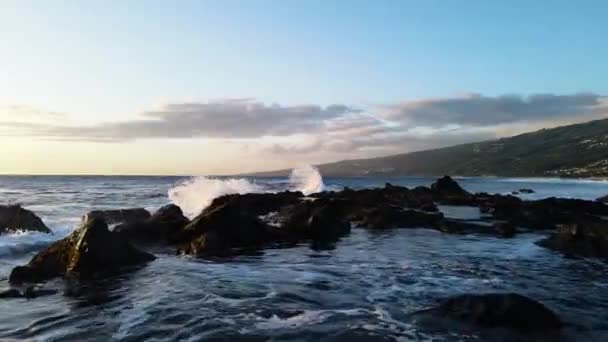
[254,118,608,178]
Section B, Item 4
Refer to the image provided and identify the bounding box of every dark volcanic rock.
[85,208,151,226]
[114,204,190,244]
[279,199,351,241]
[537,221,608,259]
[419,293,562,332]
[9,216,155,284]
[176,199,281,256]
[431,176,469,197]
[0,205,51,234]
[493,222,517,238]
[357,205,443,230]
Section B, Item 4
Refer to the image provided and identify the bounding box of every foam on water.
[168,177,263,218]
[168,165,325,218]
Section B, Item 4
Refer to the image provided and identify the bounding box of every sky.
[1,0,607,175]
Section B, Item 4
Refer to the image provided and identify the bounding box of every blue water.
[0,175,607,341]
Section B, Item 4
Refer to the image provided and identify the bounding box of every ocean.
[1,172,607,341]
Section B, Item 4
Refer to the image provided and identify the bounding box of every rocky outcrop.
[519,188,535,194]
[85,208,151,226]
[417,293,562,332]
[431,176,470,200]
[279,198,351,241]
[114,204,190,244]
[537,220,608,259]
[176,199,281,256]
[9,216,155,284]
[0,205,51,234]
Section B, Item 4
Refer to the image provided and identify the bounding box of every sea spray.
[168,165,325,217]
[289,165,324,195]
[168,177,263,218]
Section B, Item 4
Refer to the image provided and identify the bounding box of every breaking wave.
[168,165,325,218]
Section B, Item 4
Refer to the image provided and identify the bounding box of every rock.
[176,199,281,256]
[203,191,304,218]
[493,222,517,238]
[487,196,608,230]
[357,205,443,230]
[419,293,562,332]
[519,188,535,194]
[114,204,189,244]
[9,216,155,284]
[279,199,351,241]
[85,208,151,226]
[0,286,58,299]
[430,176,470,202]
[0,205,51,234]
[0,288,22,298]
[596,194,608,203]
[536,220,608,259]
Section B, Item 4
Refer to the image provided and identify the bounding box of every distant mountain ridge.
[252,118,608,178]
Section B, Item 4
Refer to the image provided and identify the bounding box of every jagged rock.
[176,199,281,256]
[537,220,608,259]
[0,205,51,234]
[85,208,151,226]
[203,191,304,217]
[430,176,471,203]
[114,204,190,244]
[279,198,351,241]
[491,197,608,230]
[418,293,562,332]
[357,205,443,230]
[9,216,155,284]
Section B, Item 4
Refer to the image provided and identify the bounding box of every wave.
[289,165,324,195]
[169,165,325,218]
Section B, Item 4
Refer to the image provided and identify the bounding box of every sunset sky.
[1,1,607,175]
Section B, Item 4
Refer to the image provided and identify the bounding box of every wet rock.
[537,220,608,259]
[0,288,21,298]
[9,216,155,284]
[596,194,608,203]
[418,293,562,332]
[519,188,535,194]
[493,222,517,238]
[85,208,151,226]
[176,200,281,256]
[431,176,470,198]
[482,195,608,230]
[114,204,190,244]
[357,205,443,230]
[0,205,51,234]
[279,199,351,241]
[0,286,58,299]
[203,191,304,218]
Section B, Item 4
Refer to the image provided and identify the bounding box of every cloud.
[3,93,608,162]
[0,105,66,121]
[380,93,607,127]
[25,99,360,141]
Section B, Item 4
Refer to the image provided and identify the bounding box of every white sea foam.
[169,165,325,218]
[168,177,263,218]
[289,165,324,195]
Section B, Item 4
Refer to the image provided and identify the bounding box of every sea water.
[0,171,607,341]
